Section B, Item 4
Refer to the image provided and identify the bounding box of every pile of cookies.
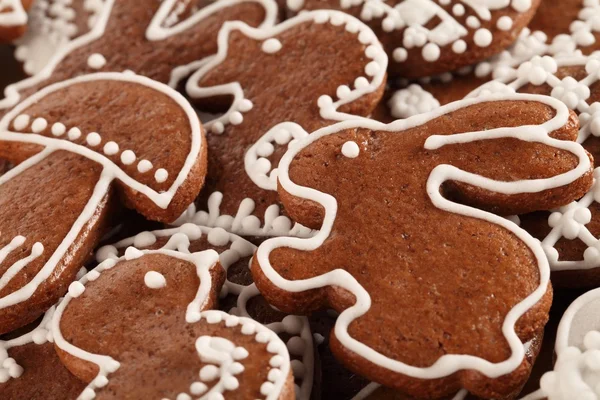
[1,0,600,399]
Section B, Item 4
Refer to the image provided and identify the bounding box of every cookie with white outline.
[0,0,33,42]
[0,72,207,335]
[54,233,294,399]
[0,307,86,399]
[13,0,106,76]
[177,10,386,239]
[470,55,600,287]
[0,0,278,116]
[97,224,318,400]
[251,94,594,398]
[285,0,540,79]
[522,287,600,400]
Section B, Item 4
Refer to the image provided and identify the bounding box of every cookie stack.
[0,1,599,399]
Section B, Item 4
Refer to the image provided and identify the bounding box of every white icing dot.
[270,355,284,367]
[31,118,48,133]
[155,168,168,183]
[365,60,381,76]
[87,53,106,69]
[422,43,440,62]
[206,312,222,324]
[393,47,408,62]
[86,132,101,146]
[452,4,465,16]
[51,123,66,136]
[176,394,191,400]
[68,281,85,298]
[120,150,136,165]
[211,121,225,134]
[68,127,82,140]
[341,141,360,158]
[229,111,243,125]
[232,347,249,360]
[241,323,256,335]
[466,16,480,29]
[13,114,30,131]
[190,382,207,395]
[262,38,282,53]
[133,232,157,248]
[238,99,253,112]
[103,141,119,156]
[474,29,493,47]
[144,271,166,289]
[199,365,219,382]
[452,40,467,54]
[261,382,275,396]
[125,247,144,260]
[511,0,531,12]
[207,227,230,247]
[138,159,153,173]
[497,16,513,31]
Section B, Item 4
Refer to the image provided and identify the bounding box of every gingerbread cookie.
[54,233,294,399]
[0,0,33,42]
[97,224,318,400]
[13,0,106,76]
[522,287,600,399]
[0,0,278,114]
[0,307,86,399]
[0,72,207,335]
[251,94,594,398]
[469,55,600,288]
[285,0,540,79]
[176,10,386,238]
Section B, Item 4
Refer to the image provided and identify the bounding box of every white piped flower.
[551,77,591,109]
[388,84,440,118]
[516,56,558,85]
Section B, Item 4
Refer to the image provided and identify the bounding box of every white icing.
[1,0,278,110]
[388,84,441,118]
[233,284,315,400]
[0,0,27,27]
[144,271,166,289]
[87,53,107,69]
[522,288,600,400]
[261,38,282,53]
[341,141,360,158]
[0,241,44,292]
[95,224,256,297]
[0,72,203,315]
[255,93,589,380]
[468,55,600,271]
[0,307,55,384]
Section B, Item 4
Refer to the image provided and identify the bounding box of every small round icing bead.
[452,40,467,54]
[51,122,66,136]
[120,150,136,165]
[144,271,166,289]
[154,168,168,183]
[422,43,440,62]
[474,29,493,47]
[68,127,82,140]
[103,141,119,156]
[341,141,360,158]
[31,118,48,133]
[262,38,282,53]
[137,159,153,173]
[497,16,513,31]
[87,53,107,69]
[68,281,85,298]
[86,132,101,147]
[13,114,30,131]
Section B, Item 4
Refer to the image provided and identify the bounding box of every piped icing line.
[255,93,590,380]
[287,0,532,65]
[52,247,222,399]
[520,288,600,400]
[0,242,44,291]
[0,0,278,110]
[0,306,55,383]
[233,284,315,400]
[14,0,107,76]
[0,72,202,311]
[185,9,388,133]
[468,55,600,271]
[172,193,316,239]
[0,0,27,26]
[95,224,256,297]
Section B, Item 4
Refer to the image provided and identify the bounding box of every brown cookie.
[0,0,278,115]
[0,0,33,42]
[0,307,86,399]
[470,55,600,288]
[54,235,294,399]
[285,0,540,79]
[251,95,594,398]
[13,0,105,76]
[177,10,386,239]
[522,287,600,399]
[97,224,319,400]
[0,72,207,335]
